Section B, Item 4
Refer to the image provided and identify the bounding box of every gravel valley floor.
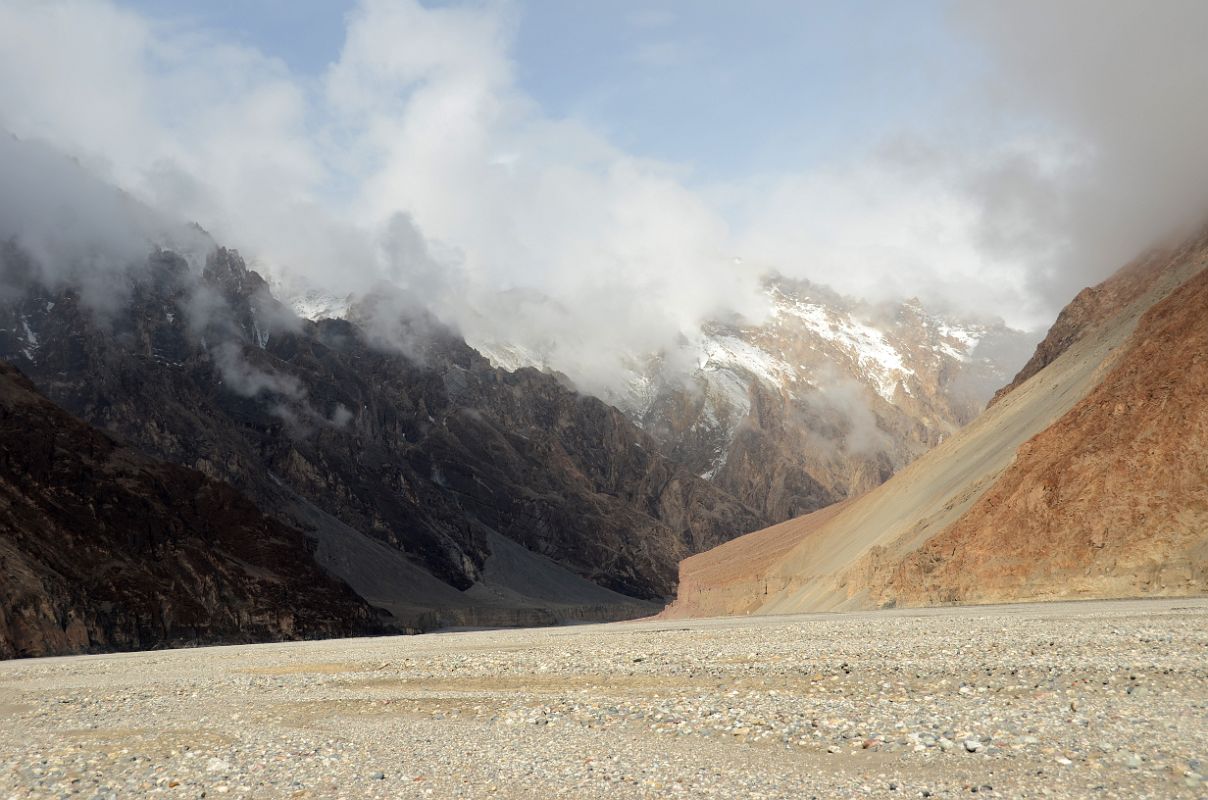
[2,598,1206,799]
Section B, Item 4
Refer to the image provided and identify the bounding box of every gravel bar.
[2,598,1206,799]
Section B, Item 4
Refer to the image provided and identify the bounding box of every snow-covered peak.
[469,276,1018,418]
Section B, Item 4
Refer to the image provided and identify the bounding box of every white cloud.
[725,138,1083,328]
[0,0,770,395]
[3,0,1208,395]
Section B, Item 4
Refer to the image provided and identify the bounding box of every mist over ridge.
[3,0,1208,399]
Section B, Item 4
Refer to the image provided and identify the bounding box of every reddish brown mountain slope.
[664,231,1208,618]
[883,264,1208,604]
[0,362,378,659]
[662,500,853,619]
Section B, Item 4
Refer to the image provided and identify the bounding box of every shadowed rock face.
[665,228,1208,618]
[0,362,378,660]
[0,245,764,628]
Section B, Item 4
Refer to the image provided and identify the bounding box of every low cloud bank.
[2,0,1207,396]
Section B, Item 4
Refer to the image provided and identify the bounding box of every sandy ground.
[2,598,1206,799]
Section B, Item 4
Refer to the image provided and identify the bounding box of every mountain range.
[0,229,1026,657]
[0,242,757,644]
[5,137,1202,659]
[280,274,1030,525]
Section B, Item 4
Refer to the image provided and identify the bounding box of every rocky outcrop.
[0,244,760,629]
[0,362,377,659]
[664,230,1208,618]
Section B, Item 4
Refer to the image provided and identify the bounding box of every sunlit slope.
[665,234,1208,617]
[660,500,853,619]
[880,258,1208,604]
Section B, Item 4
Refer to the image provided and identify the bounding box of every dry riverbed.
[2,598,1206,799]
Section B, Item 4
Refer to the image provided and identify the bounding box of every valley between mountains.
[5,5,1208,800]
[0,140,1046,659]
[2,213,1207,659]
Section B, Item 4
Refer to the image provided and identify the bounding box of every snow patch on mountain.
[473,340,549,374]
[932,320,985,362]
[768,287,911,401]
[19,315,38,361]
[699,334,795,387]
[285,289,353,322]
[255,264,353,323]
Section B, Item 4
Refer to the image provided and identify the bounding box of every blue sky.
[512,1,978,179]
[122,0,351,73]
[123,0,979,182]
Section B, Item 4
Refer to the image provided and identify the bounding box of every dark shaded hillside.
[0,362,377,659]
[0,245,764,627]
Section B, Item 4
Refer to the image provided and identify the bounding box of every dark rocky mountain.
[0,243,764,631]
[0,361,377,659]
